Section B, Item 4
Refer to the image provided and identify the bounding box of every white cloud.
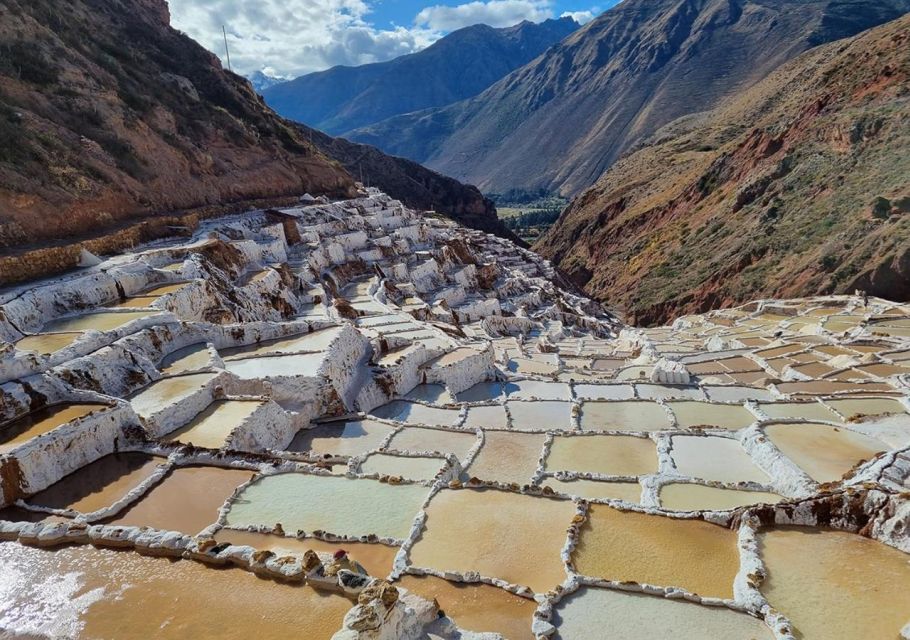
[560,9,597,24]
[415,0,553,31]
[168,0,438,78]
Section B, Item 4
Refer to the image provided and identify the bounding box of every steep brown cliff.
[536,14,910,325]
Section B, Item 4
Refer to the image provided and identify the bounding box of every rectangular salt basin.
[465,431,545,485]
[545,435,657,477]
[670,435,769,483]
[409,489,574,593]
[759,528,910,640]
[424,347,480,368]
[14,332,81,354]
[0,403,107,453]
[757,401,840,422]
[108,466,253,535]
[506,400,574,431]
[224,353,326,379]
[457,382,506,402]
[0,542,354,640]
[541,478,641,502]
[41,310,154,333]
[824,397,907,419]
[286,419,395,457]
[462,404,509,429]
[402,384,453,404]
[703,386,774,403]
[27,452,164,514]
[398,574,536,640]
[220,327,342,359]
[224,473,429,539]
[573,505,740,598]
[553,587,772,640]
[162,400,263,449]
[360,454,446,481]
[579,401,671,432]
[763,422,888,482]
[506,380,572,400]
[658,483,781,512]
[129,372,217,418]
[158,342,211,374]
[387,427,478,460]
[667,401,756,430]
[370,400,461,426]
[215,529,399,578]
[573,384,635,400]
[635,384,706,401]
[107,295,160,309]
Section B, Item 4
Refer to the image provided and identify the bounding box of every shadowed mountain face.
[261,17,579,136]
[347,0,910,197]
[0,0,511,262]
[535,14,910,325]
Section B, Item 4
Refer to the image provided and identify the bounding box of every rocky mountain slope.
[0,0,511,269]
[349,0,910,197]
[535,14,910,325]
[262,18,579,137]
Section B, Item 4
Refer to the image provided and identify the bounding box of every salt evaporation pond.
[757,401,840,422]
[462,404,509,429]
[573,505,740,598]
[224,473,429,539]
[387,426,478,460]
[369,400,460,426]
[224,353,326,379]
[0,542,354,639]
[465,431,545,484]
[162,400,263,449]
[545,435,657,476]
[14,332,81,354]
[579,401,671,431]
[360,453,446,480]
[506,400,574,430]
[108,466,252,534]
[158,342,210,374]
[410,488,573,593]
[0,403,107,453]
[398,574,536,640]
[219,327,342,358]
[285,419,395,457]
[759,527,910,639]
[659,483,781,511]
[667,401,756,430]
[41,310,154,333]
[27,452,164,514]
[670,435,769,483]
[129,372,216,418]
[553,588,771,639]
[541,478,641,502]
[763,422,887,482]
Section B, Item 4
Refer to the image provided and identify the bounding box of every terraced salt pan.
[456,382,505,402]
[129,372,216,418]
[824,397,906,419]
[658,483,781,512]
[757,402,839,422]
[759,528,910,640]
[159,343,210,374]
[507,357,560,375]
[224,473,429,539]
[387,427,477,461]
[162,400,263,448]
[0,542,353,640]
[424,348,480,368]
[542,478,641,502]
[465,431,545,485]
[361,454,446,481]
[370,400,460,426]
[579,401,671,432]
[667,401,756,430]
[763,422,888,483]
[704,386,773,403]
[214,529,398,577]
[553,588,772,640]
[398,574,536,640]
[410,489,573,593]
[506,400,574,431]
[286,419,394,457]
[224,353,325,379]
[41,310,154,333]
[220,327,342,358]
[403,384,453,404]
[546,435,657,477]
[108,466,253,535]
[574,384,635,401]
[507,381,572,400]
[462,404,509,429]
[27,452,164,514]
[108,295,160,309]
[140,283,188,296]
[573,505,740,598]
[14,332,81,354]
[670,436,769,483]
[0,403,106,453]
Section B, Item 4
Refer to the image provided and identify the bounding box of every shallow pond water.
[670,436,769,483]
[573,505,740,598]
[387,427,478,460]
[507,381,572,401]
[824,397,906,419]
[409,489,573,593]
[224,353,326,379]
[398,574,536,640]
[41,311,153,333]
[14,332,81,354]
[541,478,641,503]
[763,422,887,482]
[553,587,771,640]
[162,400,263,449]
[0,542,354,639]
[370,400,460,426]
[465,431,545,485]
[456,382,505,402]
[759,527,910,640]
[285,419,395,457]
[360,453,446,480]
[158,343,210,375]
[462,404,509,429]
[658,483,781,512]
[757,402,840,422]
[506,400,574,431]
[667,401,756,430]
[0,403,107,453]
[573,385,635,401]
[402,384,453,404]
[546,436,657,477]
[27,452,164,514]
[108,466,253,535]
[224,473,429,539]
[129,373,216,419]
[220,327,342,359]
[579,401,670,431]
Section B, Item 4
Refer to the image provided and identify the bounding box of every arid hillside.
[536,14,910,325]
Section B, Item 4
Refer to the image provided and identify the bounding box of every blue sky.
[168,0,616,78]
